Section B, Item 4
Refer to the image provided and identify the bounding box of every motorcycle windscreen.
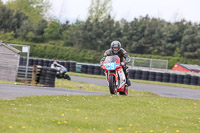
[104,55,120,70]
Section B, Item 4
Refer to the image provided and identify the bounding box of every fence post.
[166,60,168,70]
[150,59,152,69]
[25,46,30,80]
[132,57,135,67]
[31,65,37,85]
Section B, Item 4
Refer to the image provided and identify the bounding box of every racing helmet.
[53,61,58,67]
[110,41,121,53]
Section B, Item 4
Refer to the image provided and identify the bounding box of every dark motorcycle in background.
[56,70,71,80]
[102,55,128,95]
[51,62,71,80]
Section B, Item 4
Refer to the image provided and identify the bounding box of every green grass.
[55,79,158,97]
[1,79,200,132]
[0,80,16,84]
[0,79,200,133]
[0,95,200,133]
[68,72,200,90]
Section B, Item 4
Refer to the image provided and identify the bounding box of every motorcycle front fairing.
[102,55,121,71]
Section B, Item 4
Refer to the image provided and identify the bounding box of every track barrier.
[18,57,200,86]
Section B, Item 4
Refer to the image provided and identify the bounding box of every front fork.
[106,71,119,87]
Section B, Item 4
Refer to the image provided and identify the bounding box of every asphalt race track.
[0,76,200,100]
[0,83,108,99]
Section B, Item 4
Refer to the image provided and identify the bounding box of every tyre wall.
[19,57,200,86]
[39,67,57,87]
[20,57,75,73]
[127,69,200,86]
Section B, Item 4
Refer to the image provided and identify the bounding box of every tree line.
[0,0,200,63]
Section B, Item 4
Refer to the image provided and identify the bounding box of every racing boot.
[125,67,131,86]
[126,78,131,86]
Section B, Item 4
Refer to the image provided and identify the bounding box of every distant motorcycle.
[102,55,128,95]
[56,71,71,80]
[51,61,71,80]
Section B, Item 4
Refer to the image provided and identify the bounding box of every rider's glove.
[124,61,129,65]
[121,62,125,66]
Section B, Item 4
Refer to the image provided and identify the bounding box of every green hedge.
[4,40,102,63]
[3,40,200,69]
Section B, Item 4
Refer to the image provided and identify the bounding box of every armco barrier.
[17,66,33,80]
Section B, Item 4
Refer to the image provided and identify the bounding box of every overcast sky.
[48,0,200,23]
[3,0,200,23]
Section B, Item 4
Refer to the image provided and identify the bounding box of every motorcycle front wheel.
[109,75,117,95]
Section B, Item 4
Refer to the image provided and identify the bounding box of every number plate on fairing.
[105,62,120,70]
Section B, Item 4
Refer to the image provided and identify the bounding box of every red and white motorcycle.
[102,55,128,95]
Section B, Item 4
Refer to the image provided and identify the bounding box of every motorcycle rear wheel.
[64,74,71,80]
[109,75,117,95]
[119,85,128,95]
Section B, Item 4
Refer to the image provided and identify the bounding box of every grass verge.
[0,78,200,132]
[0,95,200,133]
[0,80,16,84]
[55,79,158,97]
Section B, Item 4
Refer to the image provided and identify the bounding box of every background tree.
[0,0,200,63]
[0,0,3,5]
[61,20,70,33]
[16,20,33,39]
[0,5,28,33]
[33,19,48,42]
[88,0,112,22]
[5,0,51,23]
[44,20,62,40]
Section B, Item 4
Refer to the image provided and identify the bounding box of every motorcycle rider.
[51,61,67,77]
[100,41,131,86]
